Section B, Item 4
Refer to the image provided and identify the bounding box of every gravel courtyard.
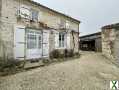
[0,52,119,90]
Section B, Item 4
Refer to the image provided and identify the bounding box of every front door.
[26,29,42,59]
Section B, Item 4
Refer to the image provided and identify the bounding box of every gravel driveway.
[0,52,119,90]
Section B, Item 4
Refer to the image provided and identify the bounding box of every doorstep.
[24,60,45,69]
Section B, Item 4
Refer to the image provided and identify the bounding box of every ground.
[0,52,119,90]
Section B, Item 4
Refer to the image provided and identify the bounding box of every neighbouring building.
[0,0,80,60]
[102,23,119,63]
[79,32,102,52]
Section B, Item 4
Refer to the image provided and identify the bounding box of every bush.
[0,58,25,73]
[74,52,80,57]
[50,49,60,59]
[64,49,74,57]
[50,49,74,59]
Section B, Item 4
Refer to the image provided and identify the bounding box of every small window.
[59,32,66,48]
[27,34,37,49]
[31,10,38,21]
[60,19,66,28]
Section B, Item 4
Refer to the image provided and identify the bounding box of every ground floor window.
[27,34,37,49]
[59,32,66,48]
[26,30,42,49]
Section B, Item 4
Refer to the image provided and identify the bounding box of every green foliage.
[64,49,74,57]
[0,58,25,76]
[50,49,60,59]
[50,49,75,59]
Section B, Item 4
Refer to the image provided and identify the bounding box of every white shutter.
[42,30,49,57]
[55,31,59,49]
[67,33,70,49]
[14,26,25,60]
[38,11,42,21]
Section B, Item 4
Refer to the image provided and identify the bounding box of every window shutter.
[55,31,59,49]
[42,30,49,57]
[38,11,42,22]
[14,26,25,60]
[67,33,70,49]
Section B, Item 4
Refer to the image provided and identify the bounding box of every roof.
[102,23,119,29]
[29,0,80,23]
[79,32,101,41]
[80,32,101,39]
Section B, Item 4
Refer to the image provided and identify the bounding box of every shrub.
[64,49,74,57]
[74,52,80,57]
[50,49,60,59]
[50,49,74,59]
[0,58,25,73]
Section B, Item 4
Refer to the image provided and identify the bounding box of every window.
[59,32,66,48]
[60,19,66,28]
[27,34,37,49]
[31,10,38,21]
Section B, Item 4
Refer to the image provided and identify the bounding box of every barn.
[79,32,102,52]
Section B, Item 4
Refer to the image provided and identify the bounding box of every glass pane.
[27,34,37,49]
[59,32,65,47]
[32,10,38,21]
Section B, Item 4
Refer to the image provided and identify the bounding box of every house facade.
[0,0,80,60]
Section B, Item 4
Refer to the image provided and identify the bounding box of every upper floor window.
[59,19,70,29]
[66,20,70,29]
[59,19,66,29]
[31,10,39,21]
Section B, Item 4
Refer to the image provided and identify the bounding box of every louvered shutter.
[42,30,49,57]
[55,31,59,49]
[67,33,70,49]
[14,26,25,60]
[38,11,42,22]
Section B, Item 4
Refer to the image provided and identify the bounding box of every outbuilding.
[79,32,102,52]
[102,23,119,63]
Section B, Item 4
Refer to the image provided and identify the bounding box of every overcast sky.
[33,0,119,36]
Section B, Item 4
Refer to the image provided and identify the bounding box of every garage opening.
[79,32,102,52]
[80,40,95,51]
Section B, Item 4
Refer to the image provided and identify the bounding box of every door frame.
[25,28,42,59]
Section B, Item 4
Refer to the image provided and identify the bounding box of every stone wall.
[70,32,79,53]
[95,38,102,52]
[102,28,119,62]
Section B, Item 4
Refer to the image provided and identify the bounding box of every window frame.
[59,32,66,48]
[31,10,39,21]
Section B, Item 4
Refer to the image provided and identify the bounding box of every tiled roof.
[29,0,81,23]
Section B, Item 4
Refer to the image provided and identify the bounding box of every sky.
[33,0,119,36]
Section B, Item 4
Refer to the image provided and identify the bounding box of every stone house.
[102,23,119,63]
[0,0,80,60]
